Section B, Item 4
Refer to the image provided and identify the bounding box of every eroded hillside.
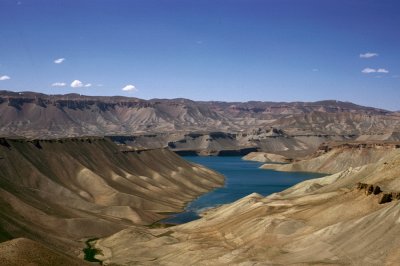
[2,91,400,157]
[92,148,400,265]
[262,141,400,173]
[1,91,399,138]
[0,137,223,259]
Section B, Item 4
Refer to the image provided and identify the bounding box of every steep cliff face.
[110,130,358,158]
[261,142,400,173]
[1,91,399,138]
[92,149,400,265]
[269,111,400,135]
[0,137,224,257]
[2,90,399,157]
[0,92,229,137]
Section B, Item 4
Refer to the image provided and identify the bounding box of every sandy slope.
[242,151,291,163]
[0,238,90,266]
[262,142,400,174]
[0,137,224,259]
[93,149,400,265]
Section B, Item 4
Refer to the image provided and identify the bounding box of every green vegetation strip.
[83,238,103,264]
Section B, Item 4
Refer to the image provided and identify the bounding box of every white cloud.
[361,68,376,73]
[377,68,389,73]
[0,75,10,81]
[51,82,66,87]
[122,84,137,92]
[360,52,378,58]
[361,67,389,74]
[70,80,92,88]
[71,80,83,88]
[312,68,319,72]
[54,58,65,64]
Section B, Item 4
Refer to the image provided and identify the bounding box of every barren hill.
[1,91,399,138]
[2,90,399,156]
[261,141,400,173]
[0,137,223,258]
[0,238,90,266]
[92,147,400,265]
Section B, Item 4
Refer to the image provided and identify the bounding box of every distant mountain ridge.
[0,90,399,138]
[1,90,389,113]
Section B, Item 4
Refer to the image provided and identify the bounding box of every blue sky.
[0,0,399,110]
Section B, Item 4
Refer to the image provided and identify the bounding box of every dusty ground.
[0,238,91,266]
[262,142,400,174]
[0,137,224,263]
[93,149,400,265]
[2,136,400,265]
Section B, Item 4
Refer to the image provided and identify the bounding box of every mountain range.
[1,90,400,265]
[1,90,399,138]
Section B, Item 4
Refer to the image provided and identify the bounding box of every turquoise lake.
[163,156,324,224]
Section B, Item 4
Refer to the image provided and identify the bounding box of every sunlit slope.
[0,137,223,255]
[0,238,91,266]
[1,91,399,137]
[262,142,400,173]
[94,150,400,265]
[242,151,291,163]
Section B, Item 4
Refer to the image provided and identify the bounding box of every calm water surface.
[163,156,323,224]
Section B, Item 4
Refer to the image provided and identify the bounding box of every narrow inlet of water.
[163,156,324,224]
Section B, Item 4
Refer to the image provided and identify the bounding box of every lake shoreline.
[162,156,324,224]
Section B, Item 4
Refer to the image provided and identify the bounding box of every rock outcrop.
[356,182,400,204]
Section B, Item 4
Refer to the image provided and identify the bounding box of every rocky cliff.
[1,91,399,138]
[3,90,400,157]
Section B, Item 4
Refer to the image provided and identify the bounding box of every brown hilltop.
[1,90,399,138]
[2,90,400,157]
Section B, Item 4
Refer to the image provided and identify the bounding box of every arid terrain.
[2,91,398,138]
[261,142,400,173]
[2,90,400,157]
[0,137,223,261]
[1,91,400,265]
[2,0,399,264]
[92,144,400,265]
